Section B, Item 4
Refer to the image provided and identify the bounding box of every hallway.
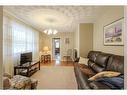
[40,60,74,66]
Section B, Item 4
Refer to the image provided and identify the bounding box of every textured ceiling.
[4,6,104,32]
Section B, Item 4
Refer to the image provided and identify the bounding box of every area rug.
[31,66,77,89]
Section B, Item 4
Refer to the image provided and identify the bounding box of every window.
[3,15,39,75]
[3,16,39,64]
[11,21,39,55]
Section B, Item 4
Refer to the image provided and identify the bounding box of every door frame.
[52,38,61,60]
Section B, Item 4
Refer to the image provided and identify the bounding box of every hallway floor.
[40,60,74,66]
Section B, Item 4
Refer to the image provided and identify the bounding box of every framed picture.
[104,18,124,46]
[65,38,70,44]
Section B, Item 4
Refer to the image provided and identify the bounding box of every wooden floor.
[40,60,74,66]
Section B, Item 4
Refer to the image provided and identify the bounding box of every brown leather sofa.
[74,51,124,89]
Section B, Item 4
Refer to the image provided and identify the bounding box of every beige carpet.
[31,66,77,89]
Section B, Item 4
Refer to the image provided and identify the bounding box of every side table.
[41,54,51,63]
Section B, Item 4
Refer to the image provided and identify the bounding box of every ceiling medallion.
[43,29,58,35]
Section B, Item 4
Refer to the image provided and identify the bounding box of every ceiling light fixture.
[43,29,58,35]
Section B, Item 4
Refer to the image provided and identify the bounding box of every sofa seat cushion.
[11,75,31,89]
[79,65,95,78]
[89,81,111,89]
[78,64,88,68]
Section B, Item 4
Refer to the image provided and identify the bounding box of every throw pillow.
[95,75,124,89]
[88,71,121,81]
[78,57,89,66]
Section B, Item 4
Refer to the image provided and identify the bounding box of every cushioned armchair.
[3,73,38,90]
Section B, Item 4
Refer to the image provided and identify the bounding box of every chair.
[63,49,72,63]
[3,73,38,89]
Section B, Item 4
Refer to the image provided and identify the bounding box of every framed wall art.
[103,18,124,46]
[65,38,70,44]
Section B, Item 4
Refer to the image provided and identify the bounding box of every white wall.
[79,23,93,57]
[74,23,93,57]
[124,6,127,89]
[0,6,3,89]
[93,6,124,55]
[74,25,79,57]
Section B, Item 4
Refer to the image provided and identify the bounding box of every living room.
[0,6,125,90]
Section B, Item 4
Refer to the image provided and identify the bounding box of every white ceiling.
[4,6,104,32]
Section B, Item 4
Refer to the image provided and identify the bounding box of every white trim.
[124,6,127,89]
[0,6,3,89]
[77,23,80,57]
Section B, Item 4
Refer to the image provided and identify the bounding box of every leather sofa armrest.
[74,64,90,89]
[89,81,111,89]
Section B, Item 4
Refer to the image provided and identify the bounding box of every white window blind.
[3,15,39,75]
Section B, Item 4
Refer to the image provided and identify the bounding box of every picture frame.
[103,18,124,46]
[65,38,70,44]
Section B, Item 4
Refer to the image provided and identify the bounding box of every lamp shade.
[43,46,49,51]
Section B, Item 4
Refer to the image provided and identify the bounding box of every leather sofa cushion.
[94,75,124,89]
[106,55,124,74]
[88,61,104,73]
[89,81,111,89]
[88,60,95,67]
[95,53,110,68]
[91,63,105,73]
[87,51,101,62]
[79,65,96,78]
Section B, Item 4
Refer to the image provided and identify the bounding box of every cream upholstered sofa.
[3,73,38,90]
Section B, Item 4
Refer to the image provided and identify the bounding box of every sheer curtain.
[3,15,39,75]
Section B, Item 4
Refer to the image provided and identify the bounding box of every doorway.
[52,38,60,61]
